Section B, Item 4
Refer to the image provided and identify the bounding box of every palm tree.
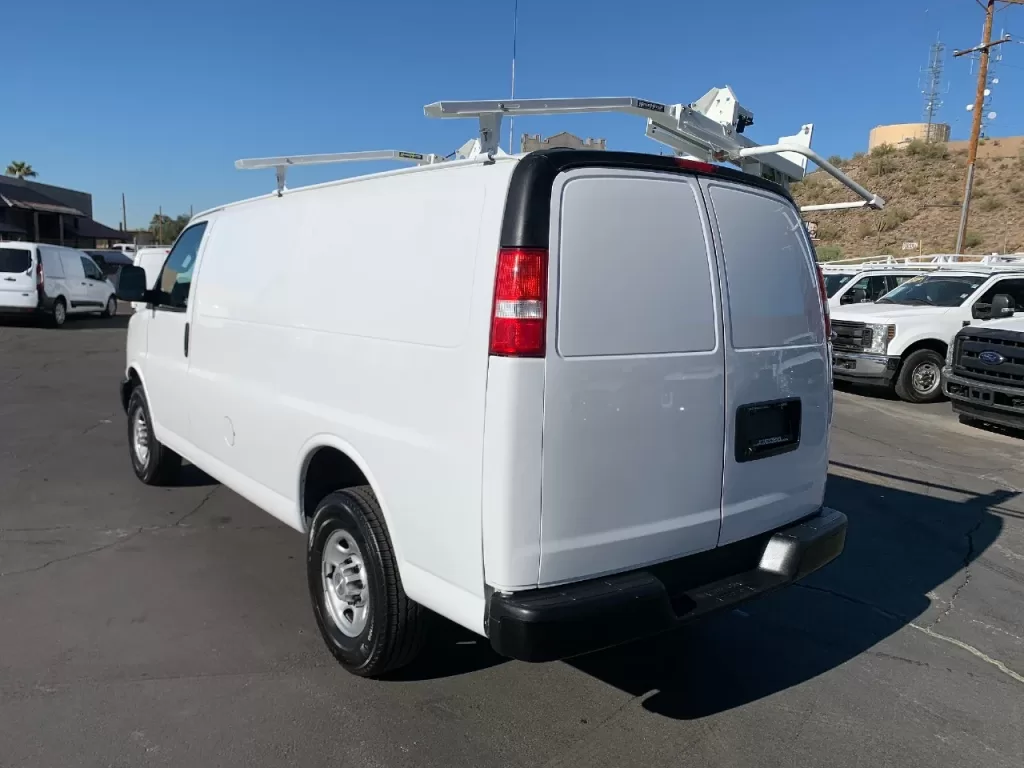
[5,161,38,179]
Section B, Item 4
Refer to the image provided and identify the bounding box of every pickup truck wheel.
[895,349,945,403]
[127,387,181,485]
[307,487,426,677]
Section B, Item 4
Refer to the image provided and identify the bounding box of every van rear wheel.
[127,387,181,485]
[307,487,426,677]
[102,296,117,318]
[894,349,945,403]
[51,298,67,328]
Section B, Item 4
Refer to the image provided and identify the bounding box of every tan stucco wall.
[868,123,950,149]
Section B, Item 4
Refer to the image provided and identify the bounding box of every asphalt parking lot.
[2,314,1022,768]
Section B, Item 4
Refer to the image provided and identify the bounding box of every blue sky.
[5,0,1024,228]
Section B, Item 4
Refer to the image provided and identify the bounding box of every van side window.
[80,256,103,281]
[157,223,208,309]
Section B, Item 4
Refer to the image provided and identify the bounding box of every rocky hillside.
[791,139,1024,261]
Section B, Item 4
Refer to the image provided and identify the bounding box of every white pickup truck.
[943,305,1024,430]
[830,266,1024,402]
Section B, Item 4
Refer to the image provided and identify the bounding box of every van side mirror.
[842,287,867,305]
[115,265,152,303]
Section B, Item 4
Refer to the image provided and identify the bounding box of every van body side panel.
[537,168,726,586]
[702,180,829,545]
[187,162,515,620]
[480,357,545,589]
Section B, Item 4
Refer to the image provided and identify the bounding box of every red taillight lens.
[816,266,831,339]
[489,247,547,357]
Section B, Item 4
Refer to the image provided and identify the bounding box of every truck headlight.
[946,339,955,367]
[867,323,895,354]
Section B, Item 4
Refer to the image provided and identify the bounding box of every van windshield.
[876,275,985,307]
[0,247,31,273]
[822,273,854,297]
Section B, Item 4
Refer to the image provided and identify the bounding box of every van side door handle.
[184,322,190,357]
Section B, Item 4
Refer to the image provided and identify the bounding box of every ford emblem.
[979,350,1005,365]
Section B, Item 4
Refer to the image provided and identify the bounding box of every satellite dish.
[966,103,974,111]
[984,88,992,96]
[993,78,1000,85]
[988,111,998,120]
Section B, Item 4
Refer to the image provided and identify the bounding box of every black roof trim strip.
[500,148,796,249]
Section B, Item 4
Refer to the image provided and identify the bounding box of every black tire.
[894,349,945,403]
[126,387,181,485]
[307,487,426,677]
[51,298,67,328]
[101,295,117,318]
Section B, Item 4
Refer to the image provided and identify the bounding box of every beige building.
[868,122,951,150]
[521,132,607,153]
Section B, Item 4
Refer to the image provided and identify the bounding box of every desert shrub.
[852,151,866,161]
[904,183,919,196]
[877,207,911,232]
[905,139,948,159]
[964,232,983,248]
[857,221,875,239]
[978,196,1004,212]
[815,245,843,261]
[827,154,844,167]
[815,223,841,241]
[1009,181,1023,194]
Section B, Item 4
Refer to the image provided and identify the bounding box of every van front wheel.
[126,387,181,485]
[895,349,945,403]
[307,487,426,677]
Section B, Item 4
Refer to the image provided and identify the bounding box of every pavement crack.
[928,512,985,630]
[909,622,1024,685]
[0,528,144,577]
[173,488,219,527]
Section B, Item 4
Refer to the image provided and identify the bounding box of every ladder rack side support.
[736,144,885,210]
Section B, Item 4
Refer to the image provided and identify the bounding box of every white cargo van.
[114,91,882,676]
[0,242,117,326]
[131,246,171,311]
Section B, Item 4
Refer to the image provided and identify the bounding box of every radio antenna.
[508,0,519,154]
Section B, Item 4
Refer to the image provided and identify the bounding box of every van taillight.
[816,266,831,339]
[36,260,44,288]
[489,247,547,357]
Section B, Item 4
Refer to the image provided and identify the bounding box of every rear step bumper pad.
[487,507,847,662]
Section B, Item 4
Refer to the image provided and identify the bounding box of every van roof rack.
[235,150,447,196]
[235,86,884,212]
[423,87,884,212]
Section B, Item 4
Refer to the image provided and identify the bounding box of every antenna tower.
[921,39,945,141]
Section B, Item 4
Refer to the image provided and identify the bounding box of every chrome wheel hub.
[912,361,940,395]
[132,409,150,466]
[55,303,65,324]
[322,529,369,637]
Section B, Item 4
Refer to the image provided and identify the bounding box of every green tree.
[5,161,37,179]
[148,212,191,244]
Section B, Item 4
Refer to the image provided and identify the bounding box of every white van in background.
[0,242,117,326]
[115,147,851,677]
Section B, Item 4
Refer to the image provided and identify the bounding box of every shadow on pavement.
[177,463,219,488]
[567,466,1008,719]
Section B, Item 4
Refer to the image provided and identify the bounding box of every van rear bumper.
[486,507,847,662]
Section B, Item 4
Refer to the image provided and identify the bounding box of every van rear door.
[700,179,829,545]
[538,168,726,585]
[0,245,38,310]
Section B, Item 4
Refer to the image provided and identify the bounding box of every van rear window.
[0,248,32,273]
[709,184,823,349]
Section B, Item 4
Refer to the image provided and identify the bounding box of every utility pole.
[952,1,1020,253]
[121,193,127,232]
